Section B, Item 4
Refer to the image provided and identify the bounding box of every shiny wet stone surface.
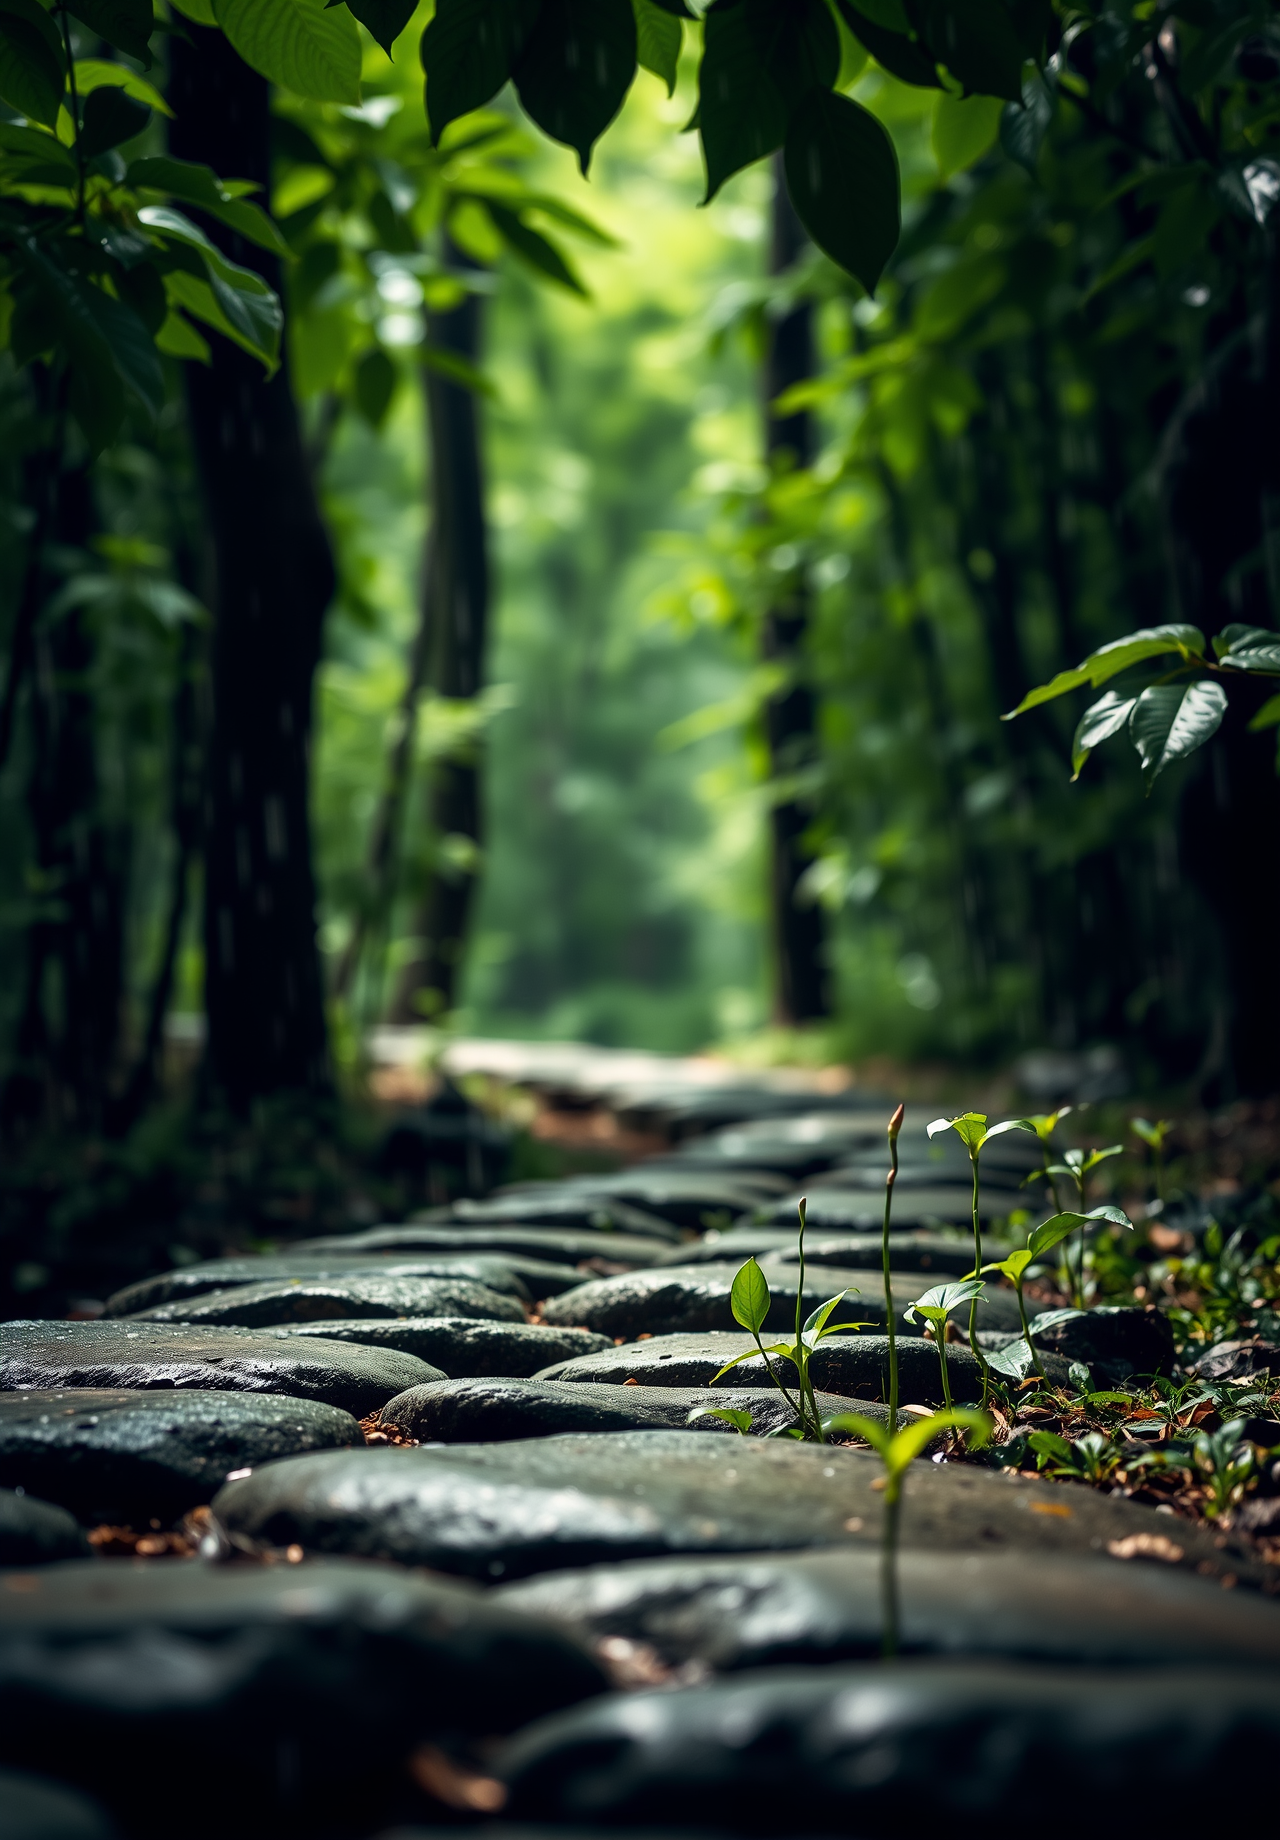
[0,1320,440,1416]
[497,1660,1280,1831]
[105,1253,583,1317]
[210,1429,1255,1584]
[0,1558,606,1838]
[542,1265,1024,1340]
[377,1378,877,1443]
[0,1389,365,1521]
[534,1331,990,1405]
[271,1317,611,1377]
[125,1273,526,1329]
[497,1542,1280,1672]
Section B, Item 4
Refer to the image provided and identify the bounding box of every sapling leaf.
[804,1289,853,1335]
[1129,679,1227,790]
[730,1257,771,1334]
[984,1247,1033,1282]
[708,1342,795,1383]
[1131,1117,1172,1150]
[1071,690,1136,779]
[927,1111,986,1153]
[1025,1106,1073,1141]
[1029,1306,1087,1334]
[980,1118,1037,1147]
[825,1407,991,1475]
[903,1278,984,1323]
[984,1336,1037,1379]
[687,1405,754,1433]
[1026,1211,1092,1258]
[1003,623,1206,718]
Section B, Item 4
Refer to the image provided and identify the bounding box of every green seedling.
[1043,1145,1124,1306]
[882,1101,905,1433]
[687,1405,755,1434]
[927,1113,1035,1400]
[902,1279,984,1411]
[713,1197,868,1442]
[1028,1427,1124,1484]
[1190,1418,1257,1520]
[983,1205,1132,1382]
[1131,1116,1173,1205]
[824,1406,991,1657]
[1022,1105,1074,1212]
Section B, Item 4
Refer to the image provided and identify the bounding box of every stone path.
[0,1075,1271,1833]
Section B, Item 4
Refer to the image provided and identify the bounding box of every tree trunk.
[169,26,334,1110]
[391,277,489,1023]
[763,160,828,1025]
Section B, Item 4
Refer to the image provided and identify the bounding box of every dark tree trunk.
[169,27,334,1109]
[391,277,489,1023]
[4,458,126,1130]
[763,161,828,1024]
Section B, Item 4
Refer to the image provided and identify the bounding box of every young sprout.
[882,1102,905,1434]
[712,1197,869,1442]
[1022,1105,1074,1213]
[687,1405,754,1435]
[1042,1144,1124,1306]
[1131,1116,1173,1205]
[926,1113,1035,1400]
[981,1204,1130,1382]
[902,1278,985,1411]
[823,1407,991,1657]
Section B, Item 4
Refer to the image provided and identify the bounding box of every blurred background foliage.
[2,0,1279,1180]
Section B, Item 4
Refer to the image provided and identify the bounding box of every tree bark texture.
[169,27,334,1109]
[762,161,829,1025]
[391,278,489,1023]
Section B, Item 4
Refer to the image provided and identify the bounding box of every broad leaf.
[79,85,149,157]
[1028,1306,1086,1335]
[822,1410,891,1455]
[513,0,637,175]
[1071,690,1136,780]
[143,207,281,362]
[985,1336,1035,1378]
[634,0,681,95]
[904,1277,984,1323]
[214,0,362,104]
[1216,624,1280,673]
[0,0,65,128]
[73,59,172,115]
[984,1247,1032,1282]
[1000,64,1053,172]
[927,1111,986,1154]
[65,0,154,63]
[730,1256,771,1334]
[980,1117,1036,1148]
[1129,679,1227,790]
[1025,1210,1090,1259]
[171,0,217,19]
[486,200,587,295]
[698,0,838,202]
[915,0,1024,101]
[785,87,899,294]
[341,0,417,55]
[833,0,938,86]
[1004,624,1206,718]
[422,0,540,143]
[0,120,75,181]
[127,156,290,256]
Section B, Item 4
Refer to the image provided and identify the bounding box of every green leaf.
[422,0,540,144]
[79,84,149,156]
[513,0,637,176]
[340,0,416,55]
[984,1247,1032,1282]
[213,0,361,103]
[687,1404,754,1433]
[1130,1117,1171,1150]
[1025,1211,1091,1260]
[73,59,172,115]
[15,242,162,447]
[980,1117,1036,1149]
[927,1111,986,1154]
[699,0,838,203]
[1071,690,1136,780]
[887,1406,990,1471]
[822,1410,891,1455]
[0,0,65,128]
[932,91,1001,180]
[1000,64,1053,173]
[127,156,290,256]
[784,86,898,295]
[1129,679,1228,790]
[730,1256,771,1334]
[485,199,588,294]
[915,0,1024,102]
[803,1288,853,1336]
[1028,1428,1073,1465]
[142,206,281,362]
[832,0,938,86]
[903,1276,984,1323]
[1248,693,1280,732]
[65,0,154,64]
[1004,625,1207,719]
[155,308,210,360]
[162,266,280,365]
[354,344,396,426]
[985,1336,1035,1378]
[170,0,217,21]
[1216,623,1280,674]
[0,119,75,180]
[633,0,680,95]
